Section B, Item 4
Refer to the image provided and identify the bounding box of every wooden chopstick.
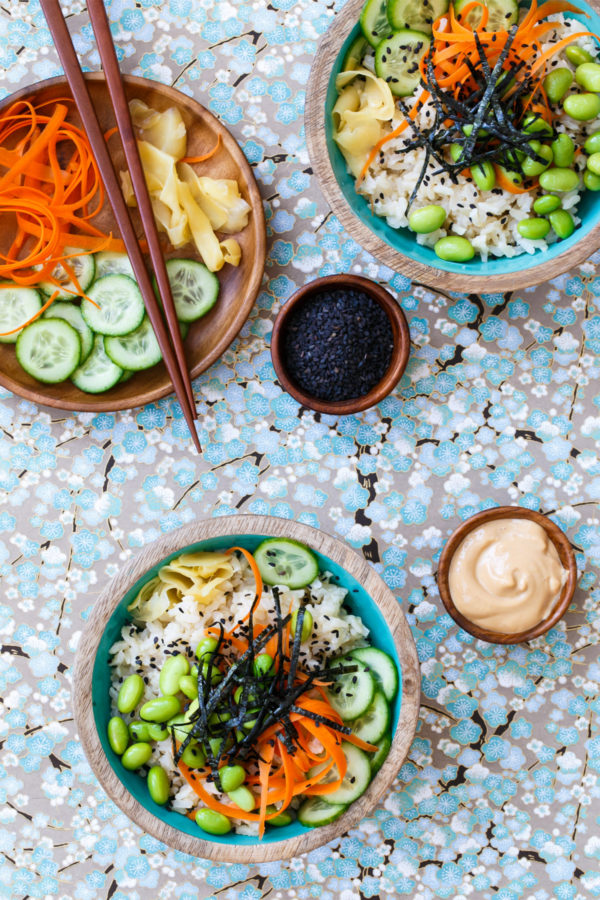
[39,0,202,453]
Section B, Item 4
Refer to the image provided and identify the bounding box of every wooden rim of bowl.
[437,506,577,644]
[305,0,600,293]
[74,514,421,862]
[270,274,410,415]
[0,73,266,412]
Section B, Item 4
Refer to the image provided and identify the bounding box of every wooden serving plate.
[0,74,266,412]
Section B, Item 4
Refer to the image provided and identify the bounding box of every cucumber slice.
[43,301,93,362]
[82,275,145,336]
[253,538,319,589]
[38,249,96,299]
[71,335,123,393]
[308,742,372,805]
[325,655,375,721]
[351,691,390,744]
[350,647,399,701]
[94,251,135,280]
[104,316,162,371]
[343,33,370,71]
[360,0,392,48]
[387,0,449,34]
[0,284,42,344]
[297,796,347,828]
[16,319,81,383]
[119,370,134,383]
[161,258,219,323]
[453,0,518,30]
[375,30,431,97]
[370,732,392,775]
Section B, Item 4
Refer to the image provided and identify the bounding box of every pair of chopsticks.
[40,0,202,453]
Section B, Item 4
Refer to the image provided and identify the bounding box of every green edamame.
[200,660,223,685]
[521,142,553,177]
[563,92,600,121]
[291,607,314,642]
[181,742,206,768]
[542,67,573,103]
[523,114,553,136]
[209,736,232,756]
[107,716,129,756]
[587,152,600,175]
[449,143,463,163]
[575,62,600,92]
[253,653,274,677]
[218,764,246,792]
[584,169,600,190]
[195,808,232,835]
[129,720,152,742]
[267,806,294,826]
[159,653,189,696]
[539,167,580,192]
[533,194,562,215]
[121,742,152,771]
[233,685,258,705]
[190,664,198,677]
[548,208,575,239]
[584,130,600,154]
[550,133,575,168]
[168,703,197,742]
[178,674,198,699]
[195,637,219,661]
[227,786,256,812]
[434,235,475,262]
[147,765,170,805]
[242,710,261,730]
[408,204,447,234]
[140,694,181,723]
[470,160,496,191]
[496,165,523,185]
[517,217,551,240]
[565,44,594,67]
[147,723,169,741]
[117,673,144,714]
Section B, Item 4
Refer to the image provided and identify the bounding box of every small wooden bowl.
[270,274,410,415]
[74,514,420,862]
[437,506,577,644]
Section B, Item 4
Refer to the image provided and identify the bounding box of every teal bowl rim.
[305,0,600,291]
[73,515,420,862]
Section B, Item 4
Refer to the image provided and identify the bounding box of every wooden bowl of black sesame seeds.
[270,274,410,415]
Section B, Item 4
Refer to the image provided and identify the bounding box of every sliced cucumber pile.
[453,0,518,30]
[1,251,220,394]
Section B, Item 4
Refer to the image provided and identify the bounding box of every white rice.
[359,16,600,260]
[108,553,369,830]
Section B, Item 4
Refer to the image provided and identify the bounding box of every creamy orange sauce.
[448,518,568,634]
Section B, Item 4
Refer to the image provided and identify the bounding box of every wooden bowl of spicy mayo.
[437,507,578,644]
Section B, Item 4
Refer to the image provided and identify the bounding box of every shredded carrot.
[494,165,536,194]
[180,132,221,164]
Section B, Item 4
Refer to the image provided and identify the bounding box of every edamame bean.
[200,660,222,685]
[575,62,600,92]
[587,151,600,175]
[242,710,260,730]
[209,736,232,756]
[129,720,152,742]
[121,742,152,771]
[565,44,594,67]
[219,764,246,792]
[159,653,189,696]
[195,637,219,661]
[147,765,170,805]
[408,204,447,234]
[563,92,600,121]
[497,164,523,185]
[117,673,144,714]
[140,695,181,723]
[181,742,206,768]
[195,808,232,835]
[190,664,198,677]
[542,67,573,103]
[584,130,600,154]
[470,160,496,191]
[233,685,258,704]
[539,167,580,192]
[434,236,475,262]
[449,143,463,163]
[517,217,551,240]
[549,208,575,238]
[253,653,274,677]
[168,705,197,742]
[291,607,314,642]
[178,674,198,699]
[147,724,168,741]
[522,142,553,177]
[584,169,600,189]
[550,133,575,168]
[533,194,562,215]
[227,786,256,812]
[267,805,294,826]
[523,114,553,136]
[107,716,129,756]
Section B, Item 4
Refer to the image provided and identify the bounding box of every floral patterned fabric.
[1,0,600,898]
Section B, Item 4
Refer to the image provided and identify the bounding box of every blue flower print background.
[1,0,600,898]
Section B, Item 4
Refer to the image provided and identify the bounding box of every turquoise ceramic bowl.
[75,517,420,861]
[307,0,600,289]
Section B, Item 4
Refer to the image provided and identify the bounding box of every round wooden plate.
[0,74,266,412]
[74,515,421,862]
